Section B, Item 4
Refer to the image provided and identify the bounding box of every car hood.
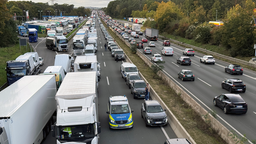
[147,112,167,119]
[134,88,145,92]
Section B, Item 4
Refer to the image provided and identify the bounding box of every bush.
[151,63,164,79]
[193,25,211,44]
[176,23,189,38]
[130,44,137,54]
[209,26,222,45]
[185,25,196,39]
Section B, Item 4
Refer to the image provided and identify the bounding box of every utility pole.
[38,10,42,20]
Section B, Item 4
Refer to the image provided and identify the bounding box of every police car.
[107,96,133,129]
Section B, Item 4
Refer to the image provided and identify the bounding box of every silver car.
[148,41,155,47]
[143,47,152,54]
[126,74,141,89]
[141,100,168,127]
[183,48,195,56]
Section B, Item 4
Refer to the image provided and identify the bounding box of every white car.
[39,57,44,66]
[151,54,163,62]
[200,55,215,64]
[148,41,155,47]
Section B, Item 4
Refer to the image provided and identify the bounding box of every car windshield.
[130,75,140,80]
[233,82,243,85]
[7,69,26,76]
[234,66,242,69]
[48,33,55,37]
[29,33,36,36]
[184,58,190,61]
[73,42,84,49]
[188,50,194,52]
[150,42,154,44]
[111,104,130,114]
[184,71,192,75]
[229,96,245,103]
[125,67,137,72]
[85,50,94,53]
[207,57,214,59]
[155,55,161,57]
[147,105,164,113]
[115,51,123,54]
[57,124,95,141]
[134,82,146,88]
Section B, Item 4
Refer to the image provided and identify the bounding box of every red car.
[163,40,170,46]
[141,38,148,43]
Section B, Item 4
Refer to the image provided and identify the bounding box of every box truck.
[51,72,101,144]
[0,75,56,144]
[145,28,159,41]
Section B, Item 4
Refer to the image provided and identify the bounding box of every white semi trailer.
[0,75,56,144]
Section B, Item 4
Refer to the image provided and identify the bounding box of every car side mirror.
[106,111,109,114]
[131,109,134,113]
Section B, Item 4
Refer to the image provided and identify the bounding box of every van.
[54,54,73,73]
[161,47,174,56]
[120,62,139,81]
[43,66,66,89]
[87,38,97,52]
[85,44,95,56]
[23,52,40,69]
[131,31,136,37]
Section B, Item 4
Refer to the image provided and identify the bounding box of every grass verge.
[66,20,87,38]
[103,21,226,144]
[38,33,47,38]
[0,44,31,86]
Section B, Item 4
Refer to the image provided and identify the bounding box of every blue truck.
[28,28,38,43]
[18,26,28,37]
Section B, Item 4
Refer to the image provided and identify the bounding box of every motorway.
[28,17,177,144]
[115,20,256,142]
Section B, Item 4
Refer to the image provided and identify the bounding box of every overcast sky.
[13,0,112,8]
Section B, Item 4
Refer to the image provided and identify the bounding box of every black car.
[225,64,243,75]
[141,100,168,127]
[138,31,143,35]
[177,56,191,65]
[126,74,141,89]
[221,78,246,93]
[178,69,195,81]
[131,80,146,99]
[213,94,247,114]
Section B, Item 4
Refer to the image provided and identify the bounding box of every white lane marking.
[101,46,102,49]
[244,74,256,80]
[161,127,170,140]
[100,42,101,44]
[215,63,225,68]
[104,62,106,67]
[106,76,110,85]
[35,38,45,50]
[195,55,201,59]
[254,111,256,115]
[193,63,200,67]
[197,78,212,87]
[172,62,179,67]
[102,52,104,56]
[162,69,252,143]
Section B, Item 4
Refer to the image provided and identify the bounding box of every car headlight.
[146,117,151,123]
[110,119,115,123]
[164,117,168,122]
[128,117,132,122]
[134,90,137,93]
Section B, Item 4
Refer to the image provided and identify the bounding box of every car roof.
[109,96,129,105]
[180,56,190,58]
[122,62,136,67]
[181,69,192,72]
[154,54,161,56]
[231,64,241,67]
[145,100,161,106]
[163,47,173,49]
[227,78,243,82]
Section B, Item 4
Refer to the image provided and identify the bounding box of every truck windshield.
[47,33,55,37]
[111,104,130,114]
[125,67,137,72]
[134,82,146,88]
[21,29,26,33]
[29,33,36,36]
[57,124,95,141]
[6,69,26,76]
[73,42,84,49]
[85,50,94,53]
[58,39,68,44]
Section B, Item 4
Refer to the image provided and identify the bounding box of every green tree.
[190,5,206,24]
[10,5,23,16]
[0,0,11,35]
[207,0,222,21]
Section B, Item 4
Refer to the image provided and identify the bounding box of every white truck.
[23,52,40,70]
[85,44,96,56]
[74,55,100,81]
[73,35,86,57]
[54,54,72,73]
[0,75,56,144]
[56,27,64,36]
[132,24,141,34]
[55,35,68,52]
[52,72,101,144]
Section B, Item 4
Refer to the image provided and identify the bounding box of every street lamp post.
[38,10,42,20]
[216,9,218,21]
[23,10,26,22]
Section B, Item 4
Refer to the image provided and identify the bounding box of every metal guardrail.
[0,82,8,91]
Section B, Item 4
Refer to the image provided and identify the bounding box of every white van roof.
[75,55,97,64]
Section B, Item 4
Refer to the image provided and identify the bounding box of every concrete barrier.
[106,23,242,144]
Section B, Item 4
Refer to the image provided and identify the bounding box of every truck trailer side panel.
[0,75,56,144]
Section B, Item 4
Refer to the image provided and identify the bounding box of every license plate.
[236,106,243,108]
[236,70,240,71]
[155,122,162,124]
[140,95,145,97]
[187,75,191,77]
[119,124,125,127]
[237,89,242,91]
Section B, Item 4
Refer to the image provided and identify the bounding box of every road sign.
[19,38,27,46]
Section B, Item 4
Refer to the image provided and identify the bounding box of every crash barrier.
[107,27,196,144]
[107,24,242,144]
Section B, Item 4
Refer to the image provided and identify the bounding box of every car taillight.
[193,51,194,52]
[232,69,235,71]
[193,75,194,77]
[189,60,191,62]
[172,51,174,53]
[144,50,146,51]
[241,69,243,71]
[232,85,235,87]
[165,51,166,53]
[154,57,156,59]
[183,75,185,77]
[182,60,185,62]
[150,50,152,52]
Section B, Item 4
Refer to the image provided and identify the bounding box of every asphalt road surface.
[115,19,256,142]
[39,18,177,144]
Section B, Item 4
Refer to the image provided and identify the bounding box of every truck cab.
[73,35,86,57]
[55,36,68,52]
[85,44,95,56]
[18,26,28,37]
[107,96,133,129]
[28,28,38,43]
[6,60,30,85]
[56,27,64,36]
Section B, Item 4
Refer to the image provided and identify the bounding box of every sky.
[13,0,112,8]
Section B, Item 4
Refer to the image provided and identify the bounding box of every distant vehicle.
[55,35,68,52]
[177,56,191,65]
[213,94,247,114]
[178,69,195,81]
[143,47,152,54]
[200,55,215,64]
[132,24,141,34]
[138,31,143,35]
[28,28,38,43]
[18,26,28,37]
[113,49,125,61]
[163,40,170,46]
[221,78,246,93]
[183,48,195,56]
[107,96,133,129]
[141,38,148,43]
[54,54,72,73]
[161,47,173,56]
[137,41,144,49]
[145,28,158,41]
[225,64,243,75]
[128,37,135,42]
[148,41,155,47]
[43,66,66,89]
[131,80,147,99]
[120,62,139,81]
[151,54,163,62]
[141,100,168,126]
[130,40,136,45]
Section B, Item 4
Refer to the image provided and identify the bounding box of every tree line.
[0,0,91,47]
[104,0,256,57]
